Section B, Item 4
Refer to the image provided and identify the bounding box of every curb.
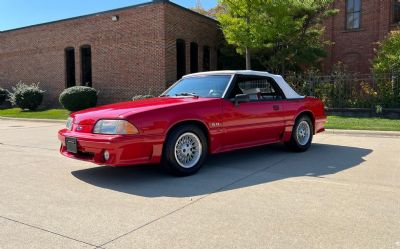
[325,129,400,137]
[0,116,66,124]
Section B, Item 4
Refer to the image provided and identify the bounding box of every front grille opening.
[77,151,95,159]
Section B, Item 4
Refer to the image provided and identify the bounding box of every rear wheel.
[162,125,208,176]
[285,115,313,152]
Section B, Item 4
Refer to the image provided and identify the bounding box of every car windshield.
[163,75,231,98]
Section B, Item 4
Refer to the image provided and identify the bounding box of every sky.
[0,0,218,31]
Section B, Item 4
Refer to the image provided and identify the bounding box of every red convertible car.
[59,70,326,175]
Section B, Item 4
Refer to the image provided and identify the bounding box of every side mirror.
[234,94,250,106]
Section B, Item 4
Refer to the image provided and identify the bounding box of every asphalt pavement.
[0,119,399,249]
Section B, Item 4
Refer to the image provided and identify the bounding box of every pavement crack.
[98,156,288,248]
[98,194,211,247]
[0,215,99,247]
[0,143,56,151]
[0,124,61,131]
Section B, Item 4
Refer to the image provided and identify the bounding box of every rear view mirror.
[234,94,250,106]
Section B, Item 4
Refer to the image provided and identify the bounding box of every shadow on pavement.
[71,143,372,198]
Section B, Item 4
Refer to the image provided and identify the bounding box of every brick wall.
[323,0,400,74]
[0,1,221,107]
[164,3,223,85]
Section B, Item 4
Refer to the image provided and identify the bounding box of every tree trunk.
[246,47,251,70]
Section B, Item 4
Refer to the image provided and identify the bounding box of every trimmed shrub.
[0,88,8,105]
[132,95,154,101]
[59,86,97,112]
[9,82,44,110]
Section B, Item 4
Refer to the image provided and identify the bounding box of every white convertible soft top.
[184,70,305,99]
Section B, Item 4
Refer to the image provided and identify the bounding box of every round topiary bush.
[132,95,154,101]
[0,88,8,105]
[9,82,44,110]
[59,86,98,112]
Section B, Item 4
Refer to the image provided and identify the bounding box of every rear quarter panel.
[282,97,326,142]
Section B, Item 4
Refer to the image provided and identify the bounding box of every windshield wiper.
[175,92,199,97]
[159,94,169,97]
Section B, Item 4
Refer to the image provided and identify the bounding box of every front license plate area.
[66,137,78,154]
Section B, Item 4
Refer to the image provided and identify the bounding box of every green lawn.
[326,116,400,131]
[0,108,70,120]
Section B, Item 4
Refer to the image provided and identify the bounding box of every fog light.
[103,150,110,161]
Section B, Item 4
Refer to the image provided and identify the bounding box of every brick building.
[0,0,221,106]
[324,0,400,74]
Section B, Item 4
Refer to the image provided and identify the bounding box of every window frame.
[225,75,286,102]
[190,42,199,73]
[176,39,186,80]
[80,44,92,87]
[64,47,76,88]
[345,0,362,30]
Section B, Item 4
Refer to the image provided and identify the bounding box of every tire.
[162,125,208,176]
[285,115,313,152]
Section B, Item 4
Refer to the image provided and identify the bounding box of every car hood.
[71,97,215,125]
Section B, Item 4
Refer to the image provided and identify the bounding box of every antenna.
[195,0,202,9]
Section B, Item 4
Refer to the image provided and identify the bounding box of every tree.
[217,0,337,73]
[217,0,271,69]
[372,31,400,107]
[373,31,400,73]
[190,3,225,19]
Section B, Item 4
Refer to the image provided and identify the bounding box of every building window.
[176,39,186,80]
[65,47,76,88]
[346,0,361,30]
[394,0,400,24]
[80,45,92,87]
[190,42,199,73]
[203,46,211,71]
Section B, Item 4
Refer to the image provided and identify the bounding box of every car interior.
[228,76,284,101]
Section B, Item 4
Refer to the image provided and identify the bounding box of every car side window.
[228,76,284,101]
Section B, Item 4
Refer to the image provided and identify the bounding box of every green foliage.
[286,63,400,109]
[132,95,154,101]
[373,76,399,108]
[373,31,400,73]
[372,31,400,107]
[59,86,97,112]
[0,88,8,105]
[217,0,337,73]
[190,4,225,18]
[375,105,383,115]
[218,0,271,54]
[217,43,246,70]
[9,82,44,110]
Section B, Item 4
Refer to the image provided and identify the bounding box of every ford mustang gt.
[58,70,326,176]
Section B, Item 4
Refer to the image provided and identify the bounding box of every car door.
[221,75,286,150]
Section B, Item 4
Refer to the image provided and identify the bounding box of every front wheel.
[162,125,208,176]
[285,115,313,152]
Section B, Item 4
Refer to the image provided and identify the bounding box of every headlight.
[66,117,73,130]
[93,120,139,135]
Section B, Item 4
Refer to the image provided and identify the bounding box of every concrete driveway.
[0,119,399,249]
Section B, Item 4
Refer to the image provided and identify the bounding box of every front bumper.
[58,129,164,166]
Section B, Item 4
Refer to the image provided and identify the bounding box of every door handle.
[273,105,280,111]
